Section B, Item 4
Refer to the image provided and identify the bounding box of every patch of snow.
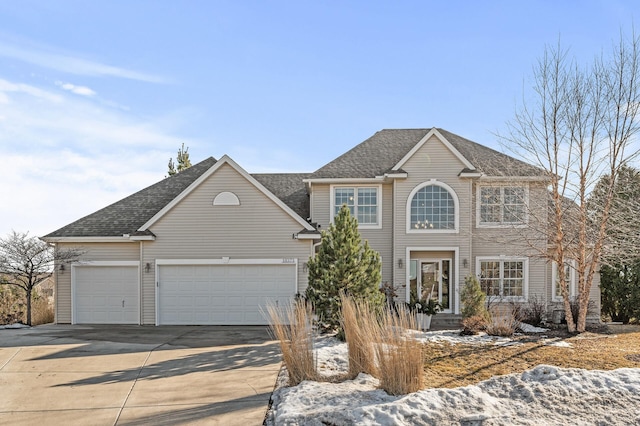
[543,338,573,348]
[518,322,549,333]
[0,323,30,329]
[417,329,512,346]
[314,334,348,377]
[268,366,640,425]
[267,330,638,425]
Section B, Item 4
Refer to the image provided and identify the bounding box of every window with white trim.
[479,186,527,225]
[552,260,576,300]
[478,257,527,298]
[333,186,379,226]
[410,185,455,230]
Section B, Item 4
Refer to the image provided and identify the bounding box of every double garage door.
[157,263,296,325]
[73,262,296,325]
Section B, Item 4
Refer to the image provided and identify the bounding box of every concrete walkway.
[0,324,281,425]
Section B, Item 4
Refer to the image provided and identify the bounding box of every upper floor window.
[407,181,459,232]
[552,260,576,301]
[477,257,528,299]
[332,186,380,227]
[478,186,527,226]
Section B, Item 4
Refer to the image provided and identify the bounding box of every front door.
[410,259,452,313]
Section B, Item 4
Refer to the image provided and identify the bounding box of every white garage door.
[74,265,139,324]
[157,263,296,325]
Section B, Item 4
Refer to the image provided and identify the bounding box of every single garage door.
[157,263,296,325]
[74,265,139,324]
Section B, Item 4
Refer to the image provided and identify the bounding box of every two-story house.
[43,128,600,325]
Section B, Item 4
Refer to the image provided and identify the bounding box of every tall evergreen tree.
[305,205,383,335]
[167,143,192,176]
[592,166,640,323]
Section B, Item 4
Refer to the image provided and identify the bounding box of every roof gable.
[393,128,475,171]
[138,155,314,232]
[310,128,546,179]
[44,157,218,239]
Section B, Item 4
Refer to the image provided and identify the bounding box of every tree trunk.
[26,287,32,326]
[576,291,589,333]
[563,293,576,333]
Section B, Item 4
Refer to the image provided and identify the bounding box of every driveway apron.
[0,325,281,425]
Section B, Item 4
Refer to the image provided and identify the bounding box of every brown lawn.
[423,325,640,388]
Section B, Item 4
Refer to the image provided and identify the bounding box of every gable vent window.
[213,191,240,206]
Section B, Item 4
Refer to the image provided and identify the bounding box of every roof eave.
[40,236,140,243]
[478,175,550,182]
[302,177,385,184]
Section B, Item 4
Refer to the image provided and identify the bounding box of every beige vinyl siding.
[359,184,393,285]
[309,183,393,286]
[55,242,140,324]
[311,183,331,227]
[545,259,602,322]
[394,134,473,308]
[142,163,313,324]
[471,182,549,302]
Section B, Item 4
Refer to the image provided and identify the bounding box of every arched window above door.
[407,181,459,232]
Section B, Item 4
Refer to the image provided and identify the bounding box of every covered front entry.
[406,248,459,314]
[410,259,452,312]
[156,260,297,325]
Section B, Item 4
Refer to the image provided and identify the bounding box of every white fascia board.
[139,155,314,232]
[478,175,549,182]
[459,172,484,178]
[393,128,475,171]
[129,235,156,241]
[72,260,140,267]
[296,233,322,240]
[374,173,409,179]
[302,177,383,184]
[156,258,298,266]
[41,236,135,243]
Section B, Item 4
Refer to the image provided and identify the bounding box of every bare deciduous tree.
[0,231,82,326]
[500,32,640,333]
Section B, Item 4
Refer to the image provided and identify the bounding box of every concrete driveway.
[0,324,282,425]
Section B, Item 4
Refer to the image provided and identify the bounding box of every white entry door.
[73,265,139,324]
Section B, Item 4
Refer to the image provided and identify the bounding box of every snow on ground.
[0,323,30,329]
[518,322,549,333]
[267,329,640,425]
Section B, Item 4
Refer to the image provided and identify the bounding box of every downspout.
[392,179,396,291]
[53,243,59,324]
[139,241,144,325]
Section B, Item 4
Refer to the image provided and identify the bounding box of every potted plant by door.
[408,292,441,331]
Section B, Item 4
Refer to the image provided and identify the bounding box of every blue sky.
[0,0,637,237]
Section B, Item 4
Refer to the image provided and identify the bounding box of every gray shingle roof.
[44,157,218,238]
[311,128,546,178]
[45,128,546,238]
[251,173,311,220]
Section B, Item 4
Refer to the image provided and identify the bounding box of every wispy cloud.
[0,77,196,237]
[56,81,96,96]
[0,40,166,83]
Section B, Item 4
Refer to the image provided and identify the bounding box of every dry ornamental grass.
[267,299,317,386]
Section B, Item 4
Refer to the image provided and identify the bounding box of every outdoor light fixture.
[59,264,65,273]
[145,262,151,273]
[463,258,468,268]
[398,258,403,268]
